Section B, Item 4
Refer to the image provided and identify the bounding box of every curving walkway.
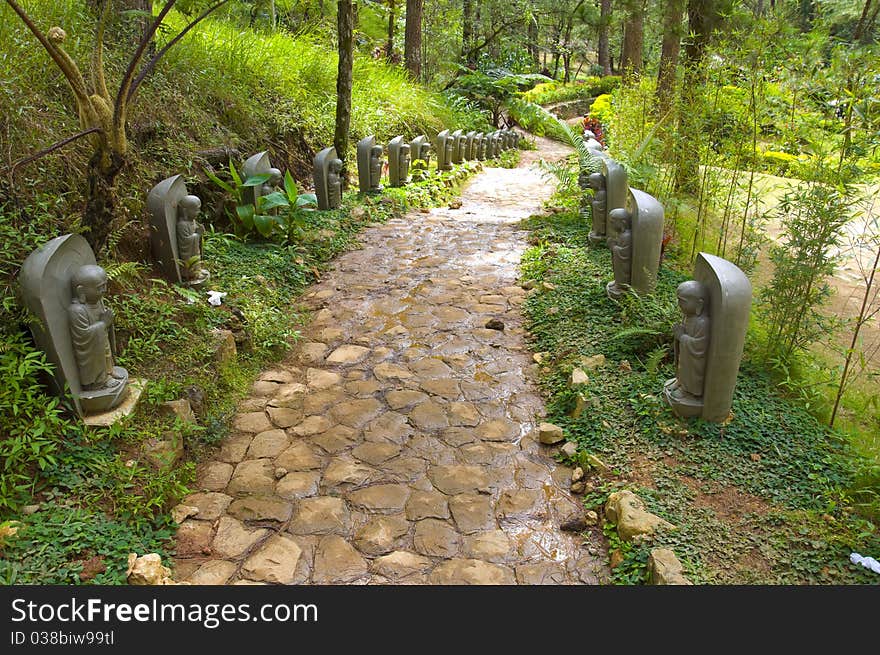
[171,135,608,585]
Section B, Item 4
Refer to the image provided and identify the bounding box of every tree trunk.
[335,0,354,188]
[621,0,645,77]
[528,14,539,69]
[387,0,395,61]
[462,0,474,65]
[598,0,612,76]
[84,147,125,255]
[404,0,423,79]
[656,0,685,111]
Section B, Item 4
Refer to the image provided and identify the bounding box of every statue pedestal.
[184,269,210,289]
[589,232,606,246]
[662,378,703,418]
[606,280,628,300]
[83,378,146,427]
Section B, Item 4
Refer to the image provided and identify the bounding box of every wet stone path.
[172,136,608,584]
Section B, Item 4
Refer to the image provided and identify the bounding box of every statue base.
[79,366,130,414]
[662,378,703,418]
[589,232,606,246]
[606,280,629,300]
[184,269,211,289]
[83,377,146,426]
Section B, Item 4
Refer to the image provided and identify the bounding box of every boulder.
[649,548,693,585]
[604,490,675,542]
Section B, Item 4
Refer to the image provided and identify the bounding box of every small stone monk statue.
[369,145,384,190]
[444,138,454,169]
[176,194,208,285]
[68,264,124,391]
[667,280,710,401]
[328,157,343,207]
[588,172,607,239]
[607,208,632,298]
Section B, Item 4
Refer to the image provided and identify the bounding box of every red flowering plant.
[581,117,605,146]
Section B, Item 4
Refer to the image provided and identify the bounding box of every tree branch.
[114,0,178,133]
[7,127,104,180]
[127,0,231,105]
[91,0,112,99]
[3,0,91,106]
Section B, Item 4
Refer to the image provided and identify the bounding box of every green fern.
[103,261,147,287]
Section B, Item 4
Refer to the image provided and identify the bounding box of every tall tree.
[598,0,612,75]
[462,0,475,66]
[335,0,354,188]
[404,0,423,79]
[387,0,396,62]
[4,0,229,254]
[656,0,686,111]
[527,12,540,69]
[621,0,646,76]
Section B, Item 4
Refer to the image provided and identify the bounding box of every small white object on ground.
[850,552,880,574]
[207,291,227,306]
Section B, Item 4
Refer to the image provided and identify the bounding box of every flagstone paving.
[172,136,610,585]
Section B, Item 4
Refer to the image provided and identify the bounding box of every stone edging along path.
[169,135,611,585]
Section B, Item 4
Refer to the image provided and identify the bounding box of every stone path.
[172,135,608,585]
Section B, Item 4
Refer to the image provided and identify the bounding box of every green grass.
[520,206,880,584]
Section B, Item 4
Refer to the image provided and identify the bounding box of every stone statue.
[148,174,209,287]
[605,187,664,299]
[357,135,384,193]
[175,194,208,285]
[313,146,343,210]
[435,129,452,171]
[666,281,710,404]
[242,151,279,210]
[20,234,131,417]
[588,172,607,245]
[606,208,633,299]
[410,135,432,169]
[451,130,465,164]
[598,155,628,242]
[475,133,486,160]
[465,131,477,160]
[388,136,411,187]
[663,253,752,422]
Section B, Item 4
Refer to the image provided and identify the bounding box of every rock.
[405,490,450,520]
[515,562,567,585]
[21,504,40,515]
[619,359,632,372]
[227,496,293,523]
[160,399,196,425]
[188,560,237,585]
[570,481,586,495]
[171,504,199,524]
[306,368,342,390]
[584,510,598,526]
[142,433,184,469]
[428,465,489,495]
[649,548,692,585]
[233,411,273,434]
[218,434,253,464]
[580,354,606,370]
[570,368,589,386]
[485,318,505,331]
[260,369,296,383]
[448,401,481,427]
[226,459,276,496]
[429,559,515,585]
[371,551,433,580]
[127,553,177,585]
[247,429,290,459]
[571,467,585,483]
[326,344,371,365]
[347,484,410,513]
[275,471,320,498]
[275,442,324,471]
[242,535,303,584]
[464,530,511,562]
[448,200,463,209]
[449,494,495,533]
[373,362,413,381]
[605,490,675,542]
[312,535,368,583]
[586,453,611,474]
[609,549,624,569]
[475,418,520,442]
[413,519,462,557]
[185,385,207,418]
[331,398,384,428]
[352,442,401,465]
[181,492,232,521]
[266,406,302,429]
[354,515,409,555]
[560,442,578,458]
[212,516,268,559]
[322,459,376,488]
[520,279,537,290]
[289,496,351,535]
[538,422,565,445]
[291,415,333,437]
[299,342,329,365]
[197,461,234,491]
[409,401,449,430]
[495,489,545,519]
[274,467,287,480]
[569,394,588,419]
[385,390,429,411]
[209,329,237,364]
[560,516,588,532]
[541,282,556,291]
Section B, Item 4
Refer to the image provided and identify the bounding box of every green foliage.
[520,76,621,105]
[506,97,568,141]
[448,67,547,127]
[520,205,880,584]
